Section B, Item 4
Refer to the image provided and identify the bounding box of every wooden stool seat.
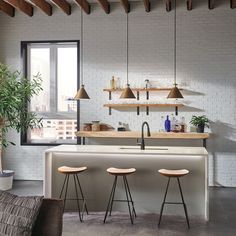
[158,169,189,178]
[107,167,136,176]
[58,166,87,174]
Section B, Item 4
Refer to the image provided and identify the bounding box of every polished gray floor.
[10,181,236,235]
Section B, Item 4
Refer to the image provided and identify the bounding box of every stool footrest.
[164,202,184,205]
[113,199,133,203]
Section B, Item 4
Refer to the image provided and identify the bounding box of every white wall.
[0,0,236,186]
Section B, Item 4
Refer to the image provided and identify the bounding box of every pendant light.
[120,13,136,99]
[167,0,184,99]
[74,7,90,100]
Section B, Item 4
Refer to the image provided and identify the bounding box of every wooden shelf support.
[165,0,171,12]
[5,0,33,16]
[96,0,110,14]
[143,0,150,12]
[31,0,52,16]
[208,0,214,9]
[187,0,192,10]
[0,0,15,17]
[74,0,90,14]
[120,0,130,13]
[51,0,71,15]
[231,0,236,8]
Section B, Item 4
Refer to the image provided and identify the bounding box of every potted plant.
[0,63,42,190]
[190,115,209,133]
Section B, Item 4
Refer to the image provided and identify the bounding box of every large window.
[21,41,80,145]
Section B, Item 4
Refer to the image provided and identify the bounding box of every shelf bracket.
[137,91,140,101]
[109,91,112,100]
[146,106,149,115]
[175,106,178,116]
[146,91,149,100]
[137,107,140,115]
[109,107,112,115]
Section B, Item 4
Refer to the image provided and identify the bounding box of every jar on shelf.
[92,121,100,132]
[83,123,92,131]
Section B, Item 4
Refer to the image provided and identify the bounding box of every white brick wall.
[0,1,236,186]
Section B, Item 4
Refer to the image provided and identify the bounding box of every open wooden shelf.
[104,103,184,108]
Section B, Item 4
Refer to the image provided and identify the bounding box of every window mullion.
[50,45,57,113]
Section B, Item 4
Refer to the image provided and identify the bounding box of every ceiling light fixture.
[120,13,136,99]
[74,6,90,100]
[167,0,184,99]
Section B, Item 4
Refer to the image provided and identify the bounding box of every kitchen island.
[44,145,208,220]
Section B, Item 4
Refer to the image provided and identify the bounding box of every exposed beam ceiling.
[96,0,110,14]
[0,0,15,16]
[5,0,33,16]
[51,0,71,15]
[165,0,171,12]
[187,0,192,10]
[74,0,90,14]
[120,0,130,13]
[143,0,150,12]
[30,0,52,16]
[208,0,214,9]
[231,0,236,8]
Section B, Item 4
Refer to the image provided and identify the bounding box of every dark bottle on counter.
[165,115,171,132]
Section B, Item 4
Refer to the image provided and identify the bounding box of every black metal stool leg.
[73,174,82,222]
[124,176,137,218]
[63,174,70,212]
[59,174,68,198]
[75,174,89,215]
[158,177,171,226]
[123,176,134,224]
[104,176,117,223]
[177,177,190,229]
[109,175,117,216]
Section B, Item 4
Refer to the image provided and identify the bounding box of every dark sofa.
[32,198,64,236]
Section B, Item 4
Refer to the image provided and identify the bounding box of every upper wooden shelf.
[103,88,183,92]
[104,103,184,108]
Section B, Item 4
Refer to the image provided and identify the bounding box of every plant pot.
[0,170,14,190]
[196,124,205,133]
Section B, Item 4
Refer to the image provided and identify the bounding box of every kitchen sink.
[119,147,168,151]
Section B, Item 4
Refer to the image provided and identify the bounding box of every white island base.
[44,145,208,220]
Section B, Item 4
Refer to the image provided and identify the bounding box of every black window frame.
[20,40,81,146]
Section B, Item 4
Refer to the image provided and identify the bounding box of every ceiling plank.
[96,0,110,14]
[143,0,150,12]
[120,0,130,13]
[208,0,214,9]
[230,0,236,8]
[5,0,33,16]
[51,0,71,15]
[0,0,15,16]
[74,0,90,14]
[30,0,52,16]
[187,0,192,10]
[165,0,171,12]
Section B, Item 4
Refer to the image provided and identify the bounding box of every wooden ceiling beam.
[208,0,214,9]
[96,0,110,14]
[143,0,150,12]
[120,0,130,13]
[187,0,192,10]
[230,0,236,8]
[165,0,171,12]
[74,0,90,14]
[5,0,33,16]
[0,0,15,16]
[51,0,71,15]
[30,0,52,16]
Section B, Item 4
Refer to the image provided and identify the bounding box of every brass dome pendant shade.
[120,13,136,99]
[74,6,90,100]
[74,85,90,99]
[120,84,136,99]
[167,0,184,99]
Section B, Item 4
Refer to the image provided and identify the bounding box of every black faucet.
[137,122,151,150]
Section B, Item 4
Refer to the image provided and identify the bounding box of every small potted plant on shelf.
[190,115,209,133]
[0,63,42,190]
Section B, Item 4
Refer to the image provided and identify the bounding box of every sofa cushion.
[0,191,43,236]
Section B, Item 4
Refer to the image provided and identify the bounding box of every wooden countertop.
[75,131,209,139]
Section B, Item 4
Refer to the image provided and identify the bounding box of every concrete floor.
[9,181,236,235]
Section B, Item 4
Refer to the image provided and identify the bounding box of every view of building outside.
[28,44,78,143]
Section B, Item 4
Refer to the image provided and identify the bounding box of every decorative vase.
[196,124,205,133]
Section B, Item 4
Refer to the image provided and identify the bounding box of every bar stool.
[103,167,137,224]
[58,166,88,222]
[158,169,190,229]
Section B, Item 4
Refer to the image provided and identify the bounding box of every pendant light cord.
[127,13,129,86]
[174,0,176,85]
[81,8,84,85]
